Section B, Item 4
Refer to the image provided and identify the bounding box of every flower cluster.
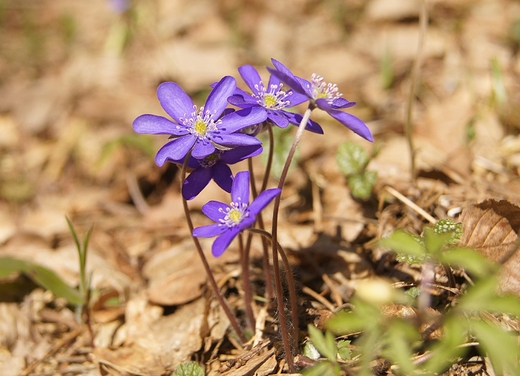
[192,171,280,256]
[133,58,373,255]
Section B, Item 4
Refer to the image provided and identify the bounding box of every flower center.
[199,151,222,168]
[252,82,291,110]
[310,73,342,103]
[228,208,243,224]
[182,105,220,139]
[219,201,249,227]
[194,119,207,135]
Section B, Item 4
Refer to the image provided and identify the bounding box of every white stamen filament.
[251,82,292,110]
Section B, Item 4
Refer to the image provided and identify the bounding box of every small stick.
[302,286,335,312]
[22,326,86,376]
[384,185,436,224]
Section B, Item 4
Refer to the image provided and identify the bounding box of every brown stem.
[270,107,313,372]
[239,233,255,330]
[244,123,275,300]
[246,228,298,350]
[180,155,247,343]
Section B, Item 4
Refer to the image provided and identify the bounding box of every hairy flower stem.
[246,124,275,300]
[270,106,314,372]
[246,228,298,346]
[238,233,255,330]
[181,154,247,344]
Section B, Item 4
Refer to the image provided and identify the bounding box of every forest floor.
[1,0,520,375]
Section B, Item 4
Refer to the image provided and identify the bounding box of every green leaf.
[424,315,469,374]
[348,170,377,199]
[484,294,520,317]
[423,227,453,255]
[172,361,205,376]
[433,218,463,244]
[336,142,368,176]
[327,300,382,334]
[326,310,367,335]
[303,341,321,360]
[66,217,92,298]
[337,339,352,360]
[455,276,520,316]
[379,230,426,260]
[381,319,419,375]
[260,126,299,180]
[490,57,508,109]
[471,320,520,375]
[380,47,394,90]
[440,247,496,278]
[307,325,337,361]
[405,286,421,299]
[457,277,500,312]
[0,257,83,305]
[302,360,340,376]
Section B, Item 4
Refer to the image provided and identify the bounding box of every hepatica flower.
[229,65,324,134]
[133,76,267,165]
[180,144,262,200]
[267,59,373,141]
[193,171,281,257]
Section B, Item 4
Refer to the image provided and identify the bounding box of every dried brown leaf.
[93,344,167,376]
[121,295,207,372]
[144,242,208,306]
[460,199,520,294]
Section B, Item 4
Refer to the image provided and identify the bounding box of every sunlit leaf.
[303,341,321,360]
[307,324,337,361]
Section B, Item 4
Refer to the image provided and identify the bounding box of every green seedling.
[65,216,95,333]
[172,361,204,376]
[303,324,341,376]
[319,219,520,375]
[0,257,83,304]
[336,141,378,199]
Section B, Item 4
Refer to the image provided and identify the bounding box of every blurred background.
[1,0,520,374]
[1,0,519,208]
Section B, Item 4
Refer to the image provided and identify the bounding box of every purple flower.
[193,171,281,257]
[267,59,373,142]
[180,144,263,200]
[108,0,129,13]
[133,76,267,165]
[229,65,324,134]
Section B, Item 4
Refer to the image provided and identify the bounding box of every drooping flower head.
[267,59,373,141]
[228,65,324,134]
[193,171,281,257]
[132,76,267,165]
[179,144,263,200]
